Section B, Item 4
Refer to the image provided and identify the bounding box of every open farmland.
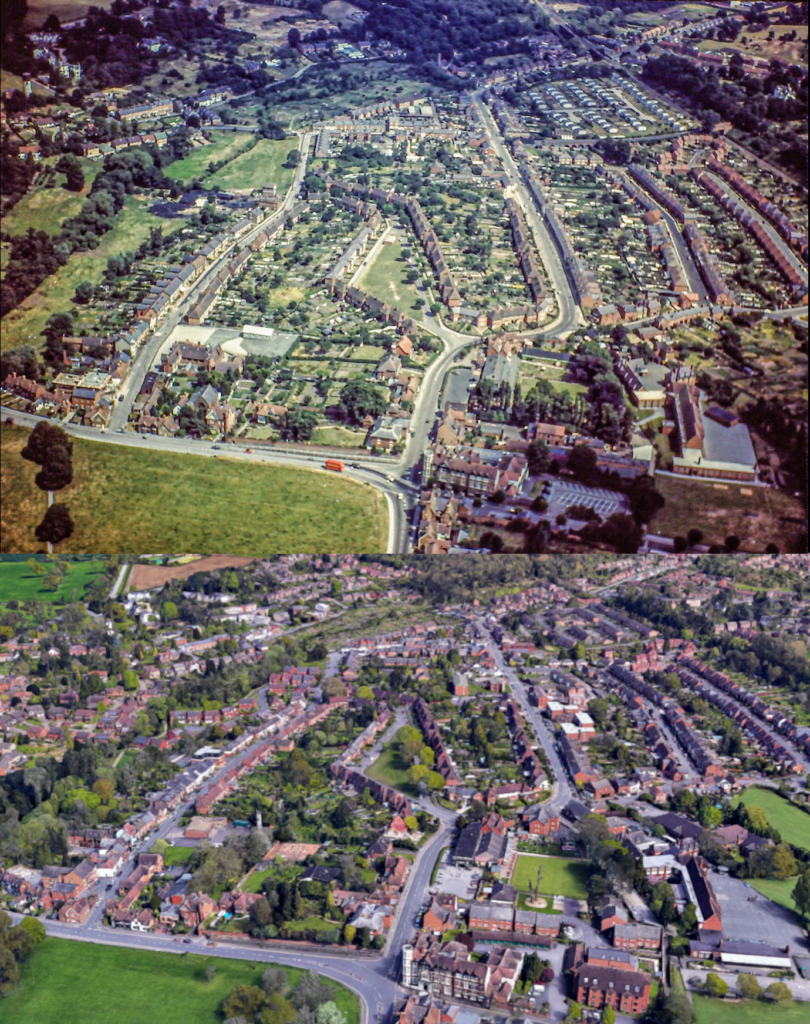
[0,424,388,554]
[126,556,260,592]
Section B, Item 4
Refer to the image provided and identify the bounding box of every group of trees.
[20,421,75,547]
[222,968,346,1024]
[0,909,44,996]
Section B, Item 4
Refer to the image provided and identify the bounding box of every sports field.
[693,994,808,1024]
[732,788,810,850]
[510,853,590,900]
[1,425,388,554]
[0,556,107,603]
[4,938,359,1024]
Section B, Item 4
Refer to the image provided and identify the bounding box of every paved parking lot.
[433,862,483,901]
[710,870,807,948]
[546,480,629,519]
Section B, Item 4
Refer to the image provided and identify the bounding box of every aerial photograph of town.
[0,0,806,554]
[0,551,807,1024]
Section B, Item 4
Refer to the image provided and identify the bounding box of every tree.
[343,923,356,945]
[263,994,297,1024]
[250,897,273,929]
[725,534,741,552]
[261,967,288,995]
[163,601,179,621]
[568,1003,582,1020]
[34,504,75,546]
[661,991,696,1024]
[679,902,697,935]
[418,746,435,766]
[93,778,114,804]
[339,380,387,423]
[705,973,728,998]
[407,764,429,786]
[792,868,810,921]
[73,280,94,304]
[737,974,762,1000]
[687,528,704,547]
[317,1002,347,1024]
[207,964,217,982]
[527,439,551,475]
[771,843,796,880]
[766,982,792,1004]
[19,916,46,944]
[223,985,267,1020]
[426,771,445,792]
[602,1007,616,1024]
[291,972,335,1011]
[0,945,20,996]
[577,814,611,857]
[288,27,301,47]
[566,445,597,484]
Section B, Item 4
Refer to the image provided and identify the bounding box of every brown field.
[126,555,259,592]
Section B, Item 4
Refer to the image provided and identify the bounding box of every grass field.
[510,854,590,900]
[164,132,257,183]
[359,239,422,313]
[22,0,115,29]
[310,426,368,447]
[693,994,809,1024]
[697,24,808,68]
[0,556,107,603]
[0,424,388,554]
[732,788,810,850]
[4,938,360,1024]
[207,138,299,192]
[2,160,100,237]
[650,475,805,554]
[1,195,184,354]
[746,875,803,916]
[158,845,196,867]
[365,743,419,797]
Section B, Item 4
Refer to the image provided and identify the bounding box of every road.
[107,131,314,435]
[469,91,585,339]
[473,617,574,813]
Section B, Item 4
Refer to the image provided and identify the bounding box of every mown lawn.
[0,425,388,554]
[1,195,184,354]
[207,138,299,192]
[693,994,809,1024]
[732,788,810,850]
[359,239,422,313]
[365,743,419,796]
[0,555,108,603]
[510,853,590,900]
[650,475,806,554]
[158,845,196,866]
[746,875,802,916]
[4,938,360,1024]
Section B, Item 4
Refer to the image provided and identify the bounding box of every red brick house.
[573,965,651,1014]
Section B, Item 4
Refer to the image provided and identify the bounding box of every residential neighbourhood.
[1,551,810,1023]
[0,0,806,554]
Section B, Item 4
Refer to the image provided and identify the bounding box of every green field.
[693,994,809,1024]
[1,195,184,354]
[0,424,388,554]
[365,743,419,796]
[164,132,258,183]
[0,556,107,603]
[650,475,806,554]
[310,426,368,447]
[157,845,196,867]
[207,138,299,192]
[746,875,803,915]
[359,239,423,314]
[4,938,360,1024]
[732,788,810,850]
[510,854,590,900]
[2,161,101,237]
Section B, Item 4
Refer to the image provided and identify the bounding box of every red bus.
[325,459,345,472]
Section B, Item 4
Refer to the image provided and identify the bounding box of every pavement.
[709,870,808,949]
